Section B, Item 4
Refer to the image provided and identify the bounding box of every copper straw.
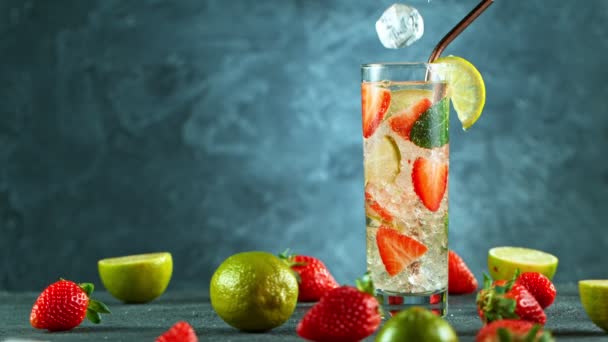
[428,0,494,63]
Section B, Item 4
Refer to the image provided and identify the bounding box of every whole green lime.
[210,251,298,332]
[375,307,458,342]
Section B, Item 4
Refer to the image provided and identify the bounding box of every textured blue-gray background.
[1,0,607,291]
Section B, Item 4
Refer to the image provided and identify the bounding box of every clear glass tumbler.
[361,62,451,314]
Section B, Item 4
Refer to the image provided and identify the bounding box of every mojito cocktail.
[362,63,450,308]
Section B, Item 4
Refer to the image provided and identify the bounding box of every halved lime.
[488,247,558,280]
[364,135,401,184]
[433,55,486,130]
[98,252,173,303]
[387,89,433,118]
[579,280,608,332]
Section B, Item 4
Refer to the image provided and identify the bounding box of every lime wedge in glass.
[364,135,401,184]
[433,55,486,130]
[387,89,433,118]
[488,247,558,280]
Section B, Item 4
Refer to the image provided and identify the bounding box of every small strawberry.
[515,272,556,309]
[296,274,381,342]
[156,321,198,342]
[365,190,394,223]
[376,226,427,276]
[362,83,391,138]
[476,274,546,325]
[389,98,432,140]
[30,279,110,331]
[449,250,478,294]
[476,319,554,342]
[411,157,448,212]
[280,251,339,302]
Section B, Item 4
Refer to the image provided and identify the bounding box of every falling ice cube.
[376,3,424,49]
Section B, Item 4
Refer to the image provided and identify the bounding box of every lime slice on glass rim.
[579,280,608,332]
[432,55,486,130]
[98,252,173,303]
[488,246,558,280]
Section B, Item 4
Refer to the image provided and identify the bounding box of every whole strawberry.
[476,319,554,342]
[30,279,110,331]
[476,274,546,325]
[448,250,478,294]
[279,251,339,302]
[156,321,198,342]
[515,272,556,309]
[296,274,381,342]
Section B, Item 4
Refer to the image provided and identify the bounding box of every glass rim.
[361,62,445,69]
[361,62,431,68]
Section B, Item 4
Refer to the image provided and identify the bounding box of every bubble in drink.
[376,3,424,49]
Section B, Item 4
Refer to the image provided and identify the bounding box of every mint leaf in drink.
[410,98,449,149]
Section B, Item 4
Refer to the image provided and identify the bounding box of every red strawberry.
[362,83,391,138]
[515,272,556,309]
[411,157,448,212]
[365,190,394,223]
[30,279,110,331]
[389,98,432,140]
[449,250,478,294]
[476,274,546,325]
[476,319,554,342]
[388,296,404,305]
[296,275,381,342]
[376,226,427,276]
[280,252,339,302]
[156,321,198,342]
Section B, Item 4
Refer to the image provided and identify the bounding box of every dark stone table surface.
[1,284,606,341]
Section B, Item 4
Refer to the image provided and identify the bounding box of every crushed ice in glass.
[376,3,424,49]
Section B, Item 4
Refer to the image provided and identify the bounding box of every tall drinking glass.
[361,63,451,314]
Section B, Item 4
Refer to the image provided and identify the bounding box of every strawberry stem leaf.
[89,299,111,314]
[497,328,511,342]
[483,273,493,289]
[355,272,376,296]
[524,324,541,342]
[79,283,94,296]
[86,308,102,324]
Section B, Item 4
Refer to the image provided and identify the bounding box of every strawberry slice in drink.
[389,98,432,141]
[411,157,448,212]
[362,84,391,138]
[376,226,428,276]
[365,190,394,223]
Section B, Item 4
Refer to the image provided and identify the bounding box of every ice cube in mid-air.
[376,3,424,49]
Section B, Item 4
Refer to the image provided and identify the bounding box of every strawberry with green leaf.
[30,279,110,331]
[476,273,546,325]
[296,274,382,342]
[515,272,556,309]
[280,251,339,302]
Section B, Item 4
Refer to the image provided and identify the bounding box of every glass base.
[376,289,447,317]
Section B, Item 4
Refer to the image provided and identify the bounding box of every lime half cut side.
[98,252,173,303]
[432,55,486,130]
[579,280,608,332]
[488,247,558,281]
